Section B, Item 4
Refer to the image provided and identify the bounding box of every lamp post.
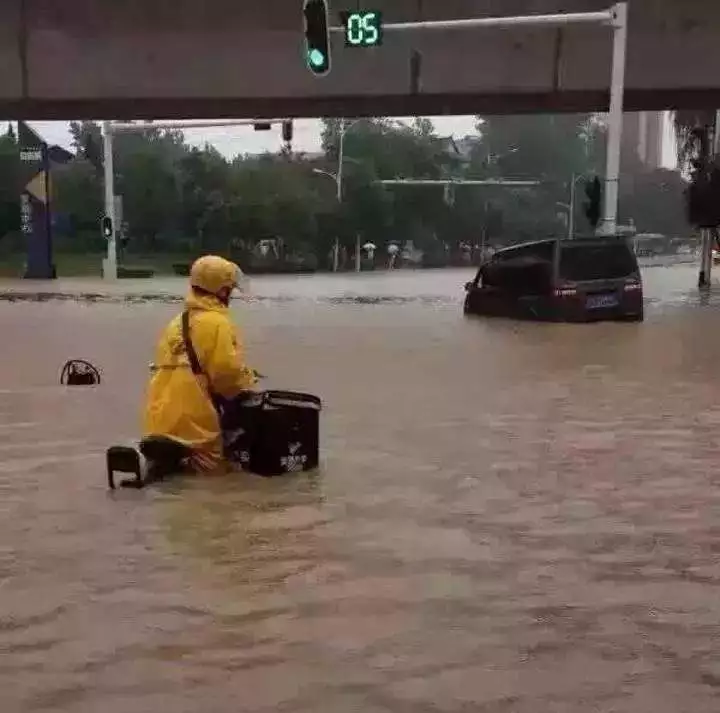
[553,172,587,283]
[312,118,362,272]
[556,173,586,240]
[100,118,293,280]
[312,167,343,271]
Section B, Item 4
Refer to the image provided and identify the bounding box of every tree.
[619,168,689,235]
[0,112,691,272]
[319,117,460,253]
[474,114,601,181]
[53,158,103,241]
[465,114,603,241]
[69,121,103,175]
[672,110,720,235]
[0,126,19,241]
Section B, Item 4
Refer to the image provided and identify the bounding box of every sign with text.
[18,121,55,279]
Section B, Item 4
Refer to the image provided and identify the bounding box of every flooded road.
[1,264,720,713]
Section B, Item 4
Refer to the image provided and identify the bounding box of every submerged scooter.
[106,387,322,489]
[106,436,188,489]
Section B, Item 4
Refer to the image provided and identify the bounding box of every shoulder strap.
[181,310,203,375]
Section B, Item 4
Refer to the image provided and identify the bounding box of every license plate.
[586,293,618,309]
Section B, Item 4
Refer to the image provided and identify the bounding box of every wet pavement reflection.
[1,263,720,712]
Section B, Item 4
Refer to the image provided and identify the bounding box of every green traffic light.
[308,48,326,68]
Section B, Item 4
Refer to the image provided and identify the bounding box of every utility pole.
[333,3,628,237]
[598,2,628,237]
[100,118,293,280]
[101,121,117,280]
[568,173,576,240]
[699,109,720,288]
[313,118,363,272]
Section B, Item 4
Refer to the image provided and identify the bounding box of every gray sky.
[24,113,675,165]
[28,116,479,157]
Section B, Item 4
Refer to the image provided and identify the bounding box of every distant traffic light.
[303,0,331,76]
[584,176,602,229]
[101,216,113,240]
[282,120,294,143]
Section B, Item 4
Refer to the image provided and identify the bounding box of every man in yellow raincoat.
[143,255,258,472]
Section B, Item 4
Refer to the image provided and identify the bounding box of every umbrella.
[362,242,377,251]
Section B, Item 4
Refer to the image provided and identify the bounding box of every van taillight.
[623,279,642,291]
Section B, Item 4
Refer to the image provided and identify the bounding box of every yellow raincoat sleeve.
[205,317,258,397]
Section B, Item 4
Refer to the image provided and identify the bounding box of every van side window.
[482,242,554,295]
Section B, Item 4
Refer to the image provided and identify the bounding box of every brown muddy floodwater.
[1,264,720,713]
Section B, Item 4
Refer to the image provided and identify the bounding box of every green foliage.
[0,127,20,238]
[621,168,689,234]
[0,116,693,269]
[673,110,720,229]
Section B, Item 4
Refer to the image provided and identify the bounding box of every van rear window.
[559,244,637,281]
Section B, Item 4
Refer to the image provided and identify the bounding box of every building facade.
[622,111,665,170]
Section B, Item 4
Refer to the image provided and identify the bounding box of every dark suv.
[463,237,643,322]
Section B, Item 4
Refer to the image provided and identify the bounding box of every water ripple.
[2,265,720,712]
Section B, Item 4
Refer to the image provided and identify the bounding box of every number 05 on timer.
[340,10,383,47]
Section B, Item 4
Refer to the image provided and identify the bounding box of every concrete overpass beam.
[3,0,720,118]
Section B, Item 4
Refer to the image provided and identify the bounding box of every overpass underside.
[1,0,719,119]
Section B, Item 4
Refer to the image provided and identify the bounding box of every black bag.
[248,390,322,477]
[219,392,263,469]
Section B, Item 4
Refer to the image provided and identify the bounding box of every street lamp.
[312,167,343,272]
[312,168,341,200]
[312,118,363,272]
[556,173,586,240]
[552,172,589,284]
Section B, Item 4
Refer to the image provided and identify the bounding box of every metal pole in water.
[568,173,576,240]
[335,120,346,272]
[332,238,340,272]
[706,110,720,286]
[698,112,720,289]
[699,229,709,288]
[599,2,628,237]
[336,120,345,203]
[102,121,117,280]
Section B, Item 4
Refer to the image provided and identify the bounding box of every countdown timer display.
[340,10,383,47]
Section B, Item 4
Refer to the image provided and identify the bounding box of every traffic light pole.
[334,3,628,237]
[100,119,293,280]
[109,119,292,133]
[599,2,628,237]
[101,121,117,281]
[568,174,577,240]
[698,110,720,288]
